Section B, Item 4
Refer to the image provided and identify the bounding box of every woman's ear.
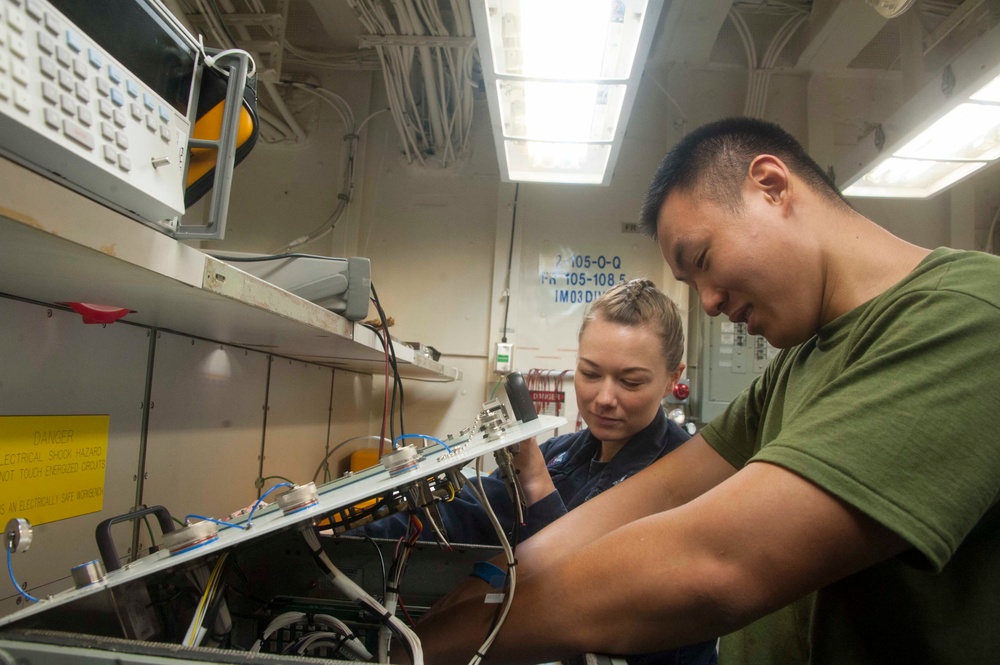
[663,362,686,398]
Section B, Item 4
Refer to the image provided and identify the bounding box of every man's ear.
[748,154,791,208]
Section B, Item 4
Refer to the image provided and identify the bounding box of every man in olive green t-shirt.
[410,118,1000,665]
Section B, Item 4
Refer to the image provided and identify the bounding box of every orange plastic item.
[186,101,256,187]
[315,448,382,529]
[349,448,381,473]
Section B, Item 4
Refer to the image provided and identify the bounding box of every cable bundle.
[729,2,809,118]
[302,527,424,665]
[251,609,373,660]
[182,552,231,647]
[347,0,478,167]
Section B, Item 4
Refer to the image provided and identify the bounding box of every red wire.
[397,594,417,626]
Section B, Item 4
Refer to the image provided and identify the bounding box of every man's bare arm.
[417,458,909,664]
[513,434,738,576]
[416,435,732,625]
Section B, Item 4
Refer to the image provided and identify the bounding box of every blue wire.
[246,482,294,528]
[392,433,453,453]
[6,546,38,603]
[185,515,246,531]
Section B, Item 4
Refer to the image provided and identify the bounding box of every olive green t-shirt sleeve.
[704,286,1000,571]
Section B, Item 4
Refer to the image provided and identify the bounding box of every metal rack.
[0,156,460,380]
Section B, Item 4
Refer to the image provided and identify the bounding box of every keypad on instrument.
[0,0,185,179]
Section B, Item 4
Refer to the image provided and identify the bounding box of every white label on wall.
[538,248,631,314]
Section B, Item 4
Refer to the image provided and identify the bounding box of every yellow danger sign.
[0,415,110,525]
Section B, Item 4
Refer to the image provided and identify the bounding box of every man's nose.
[700,284,727,317]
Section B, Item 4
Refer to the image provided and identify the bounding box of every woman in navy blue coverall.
[361,279,717,664]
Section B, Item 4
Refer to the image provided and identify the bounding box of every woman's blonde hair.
[579,278,684,372]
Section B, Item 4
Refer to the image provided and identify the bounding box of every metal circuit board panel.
[0,414,565,626]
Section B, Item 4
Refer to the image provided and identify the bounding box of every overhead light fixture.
[836,21,1000,198]
[866,0,917,19]
[470,0,664,185]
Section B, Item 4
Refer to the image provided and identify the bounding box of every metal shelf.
[0,157,460,381]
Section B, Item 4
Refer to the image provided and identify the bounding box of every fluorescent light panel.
[839,22,1000,198]
[472,0,663,185]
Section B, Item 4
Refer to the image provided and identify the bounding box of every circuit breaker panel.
[689,313,778,425]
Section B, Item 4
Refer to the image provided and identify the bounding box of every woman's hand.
[511,437,556,506]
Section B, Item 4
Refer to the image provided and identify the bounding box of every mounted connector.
[5,518,32,554]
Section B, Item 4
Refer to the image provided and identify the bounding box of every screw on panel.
[133,475,137,481]
[46,309,52,318]
[144,472,149,480]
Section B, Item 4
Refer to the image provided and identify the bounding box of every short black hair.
[639,117,849,238]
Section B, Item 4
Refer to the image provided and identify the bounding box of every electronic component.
[217,254,372,321]
[0,0,256,239]
[0,414,566,646]
[161,520,219,556]
[70,559,106,589]
[276,482,320,516]
[495,341,513,374]
[0,0,195,231]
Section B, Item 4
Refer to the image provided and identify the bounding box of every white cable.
[251,610,373,660]
[462,456,517,665]
[294,631,346,655]
[301,528,423,665]
[347,0,471,167]
[752,12,806,117]
[728,9,758,117]
[358,108,391,135]
[193,0,231,48]
[204,48,258,80]
[255,106,296,142]
[262,81,305,141]
[317,614,374,660]
[272,84,358,253]
[290,84,356,130]
[193,25,258,81]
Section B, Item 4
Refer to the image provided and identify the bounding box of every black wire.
[207,252,350,262]
[318,494,390,529]
[370,284,404,439]
[363,535,388,603]
[501,184,520,343]
[365,303,398,443]
[204,0,239,48]
[362,322,392,449]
